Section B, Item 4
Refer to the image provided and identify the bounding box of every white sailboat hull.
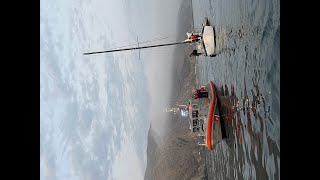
[202,26,215,56]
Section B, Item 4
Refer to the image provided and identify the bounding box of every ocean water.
[192,0,280,179]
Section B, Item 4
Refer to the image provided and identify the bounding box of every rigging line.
[138,34,179,45]
[83,41,189,55]
[89,34,179,52]
[123,34,178,48]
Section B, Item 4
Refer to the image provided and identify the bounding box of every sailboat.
[83,18,216,57]
[197,17,216,57]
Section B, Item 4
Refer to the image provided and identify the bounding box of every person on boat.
[190,31,202,38]
[192,33,201,39]
[191,34,201,42]
[190,50,202,57]
[185,32,201,43]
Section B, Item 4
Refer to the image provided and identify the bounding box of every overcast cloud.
[40,0,185,179]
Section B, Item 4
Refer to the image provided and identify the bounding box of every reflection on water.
[192,0,279,179]
[203,83,279,180]
[218,82,271,144]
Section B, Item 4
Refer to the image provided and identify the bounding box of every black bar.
[83,41,189,55]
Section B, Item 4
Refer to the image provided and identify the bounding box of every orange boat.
[187,80,223,150]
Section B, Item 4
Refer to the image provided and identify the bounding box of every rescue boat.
[187,80,222,150]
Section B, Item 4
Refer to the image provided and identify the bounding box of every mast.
[83,41,189,55]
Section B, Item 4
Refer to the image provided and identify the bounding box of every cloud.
[41,0,186,179]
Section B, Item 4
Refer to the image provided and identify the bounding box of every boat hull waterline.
[206,81,222,150]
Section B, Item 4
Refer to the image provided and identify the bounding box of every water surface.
[192,0,280,179]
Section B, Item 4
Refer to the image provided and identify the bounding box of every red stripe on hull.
[206,81,216,150]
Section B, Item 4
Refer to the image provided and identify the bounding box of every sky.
[40,0,186,179]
